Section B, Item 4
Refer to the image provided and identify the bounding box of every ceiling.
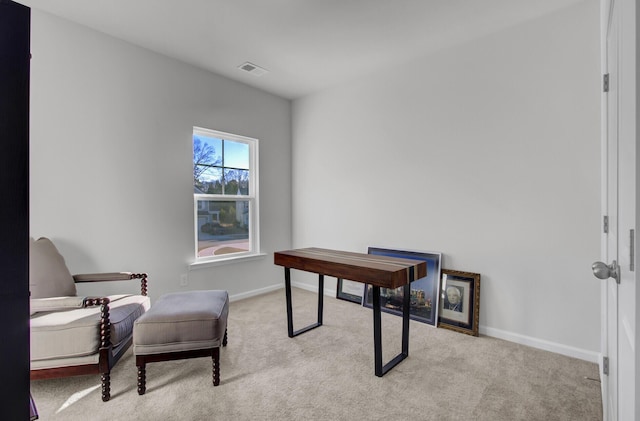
[18,0,584,100]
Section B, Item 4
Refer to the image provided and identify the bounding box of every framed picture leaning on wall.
[336,278,365,304]
[363,247,442,326]
[438,269,481,336]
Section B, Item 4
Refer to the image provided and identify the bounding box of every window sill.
[189,252,268,270]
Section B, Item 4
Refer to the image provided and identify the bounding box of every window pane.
[193,134,222,184]
[223,140,249,169]
[195,166,223,194]
[195,135,222,164]
[223,169,249,195]
[197,200,250,257]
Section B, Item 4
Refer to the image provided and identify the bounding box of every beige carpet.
[31,288,602,420]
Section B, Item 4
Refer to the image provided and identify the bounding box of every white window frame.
[192,127,260,265]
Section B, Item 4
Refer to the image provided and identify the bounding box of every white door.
[596,1,637,419]
[614,0,637,419]
[597,1,619,416]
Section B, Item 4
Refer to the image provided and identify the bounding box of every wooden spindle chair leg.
[101,372,111,402]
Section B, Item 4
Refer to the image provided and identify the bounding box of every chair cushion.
[30,294,150,361]
[29,237,77,299]
[134,290,228,355]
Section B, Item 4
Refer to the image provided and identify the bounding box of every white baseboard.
[291,280,336,297]
[480,326,600,363]
[229,283,283,302]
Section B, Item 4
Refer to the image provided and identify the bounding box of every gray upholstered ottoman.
[133,290,229,394]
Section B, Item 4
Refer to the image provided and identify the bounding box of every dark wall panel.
[0,1,30,418]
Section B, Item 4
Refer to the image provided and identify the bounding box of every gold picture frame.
[438,269,480,336]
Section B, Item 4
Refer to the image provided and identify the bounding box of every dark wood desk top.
[274,247,426,289]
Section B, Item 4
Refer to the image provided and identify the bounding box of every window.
[193,127,259,262]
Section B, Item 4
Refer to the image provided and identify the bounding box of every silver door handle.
[592,260,619,283]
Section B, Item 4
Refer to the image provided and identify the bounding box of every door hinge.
[603,73,610,92]
[603,356,609,375]
[630,229,635,271]
[603,215,609,233]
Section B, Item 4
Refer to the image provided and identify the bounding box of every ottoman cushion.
[133,290,228,355]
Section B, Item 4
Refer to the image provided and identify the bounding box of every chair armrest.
[83,297,112,349]
[73,272,135,282]
[83,296,110,307]
[73,272,148,296]
[30,296,85,315]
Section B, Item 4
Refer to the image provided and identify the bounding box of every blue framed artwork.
[363,247,442,326]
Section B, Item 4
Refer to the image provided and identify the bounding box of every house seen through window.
[193,127,259,261]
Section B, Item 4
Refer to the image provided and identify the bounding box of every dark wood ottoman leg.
[223,327,228,347]
[212,347,220,386]
[137,357,146,395]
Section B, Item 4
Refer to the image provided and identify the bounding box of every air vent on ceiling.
[238,62,268,77]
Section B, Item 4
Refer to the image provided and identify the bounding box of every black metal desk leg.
[372,284,411,377]
[284,268,324,338]
[373,286,383,376]
[402,283,410,356]
[285,267,295,337]
[318,274,324,325]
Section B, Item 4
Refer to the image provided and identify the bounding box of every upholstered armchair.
[29,237,150,402]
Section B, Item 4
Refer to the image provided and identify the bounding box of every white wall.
[292,0,601,358]
[29,11,292,301]
[29,2,602,361]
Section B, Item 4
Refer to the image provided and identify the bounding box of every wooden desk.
[274,247,426,377]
